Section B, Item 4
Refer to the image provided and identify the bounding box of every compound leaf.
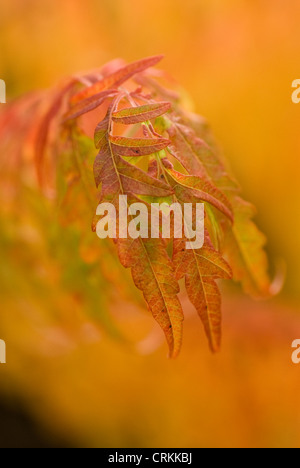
[0,54,275,357]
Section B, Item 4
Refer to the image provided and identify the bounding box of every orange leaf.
[72,55,164,104]
[112,102,171,124]
[173,232,232,352]
[109,135,170,156]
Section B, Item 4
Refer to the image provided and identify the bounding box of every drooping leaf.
[165,168,233,222]
[63,89,118,121]
[173,231,232,352]
[223,196,271,298]
[35,80,76,184]
[94,110,111,149]
[166,118,209,179]
[118,235,184,357]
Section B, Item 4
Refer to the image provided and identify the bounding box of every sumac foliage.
[0,55,274,357]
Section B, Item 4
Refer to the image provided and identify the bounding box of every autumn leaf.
[166,117,209,179]
[223,196,271,298]
[94,148,173,198]
[71,55,164,104]
[166,114,238,191]
[165,168,233,222]
[63,89,118,121]
[118,234,184,357]
[34,80,76,184]
[173,231,232,352]
[109,135,171,157]
[112,102,171,124]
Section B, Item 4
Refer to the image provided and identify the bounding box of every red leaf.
[173,232,232,352]
[118,235,184,358]
[109,135,170,156]
[63,89,118,121]
[166,169,233,222]
[112,102,171,124]
[72,55,164,104]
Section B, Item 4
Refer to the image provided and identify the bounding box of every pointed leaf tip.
[109,135,171,157]
[112,101,171,125]
[72,55,165,104]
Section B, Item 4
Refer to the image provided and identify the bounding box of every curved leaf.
[173,232,232,352]
[109,135,170,156]
[118,235,184,357]
[72,55,164,104]
[224,196,271,298]
[112,102,171,124]
[63,89,118,121]
[166,168,233,222]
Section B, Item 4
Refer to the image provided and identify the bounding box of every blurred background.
[0,0,300,448]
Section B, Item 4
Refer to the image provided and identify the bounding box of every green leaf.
[223,196,271,298]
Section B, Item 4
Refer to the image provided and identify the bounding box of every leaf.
[134,73,180,102]
[112,102,171,124]
[173,231,232,352]
[34,80,76,184]
[63,89,118,121]
[223,196,271,298]
[72,55,164,104]
[58,130,99,223]
[165,168,233,222]
[94,149,173,198]
[94,110,110,149]
[166,118,209,179]
[109,135,170,156]
[118,235,184,357]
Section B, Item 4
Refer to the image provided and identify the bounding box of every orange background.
[0,0,300,448]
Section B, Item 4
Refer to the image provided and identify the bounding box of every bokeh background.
[0,0,300,448]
